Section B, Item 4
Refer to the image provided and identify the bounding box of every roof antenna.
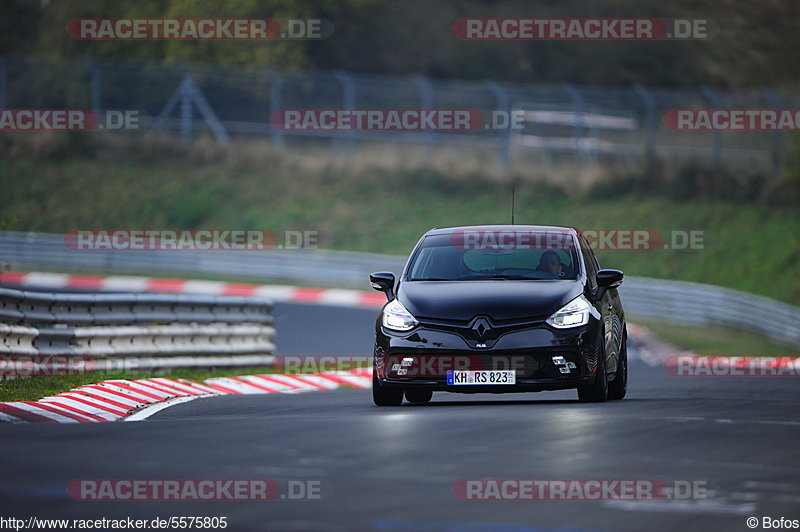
[511,187,515,225]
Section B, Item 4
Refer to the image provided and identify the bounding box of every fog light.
[559,367,571,374]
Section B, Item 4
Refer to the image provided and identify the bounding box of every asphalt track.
[1,302,799,532]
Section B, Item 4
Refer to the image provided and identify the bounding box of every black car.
[370,225,627,406]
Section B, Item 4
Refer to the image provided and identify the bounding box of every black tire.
[373,374,404,406]
[608,336,627,401]
[577,344,608,403]
[405,389,433,404]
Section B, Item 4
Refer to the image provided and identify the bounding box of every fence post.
[267,67,284,151]
[152,68,227,149]
[563,83,585,169]
[761,88,783,174]
[85,57,101,117]
[700,86,722,165]
[413,76,434,158]
[486,81,511,170]
[152,73,182,131]
[180,75,192,149]
[634,85,655,158]
[334,70,357,156]
[0,58,7,109]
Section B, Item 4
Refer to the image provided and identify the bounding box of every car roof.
[424,224,579,236]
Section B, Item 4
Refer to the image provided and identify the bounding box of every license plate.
[447,370,516,385]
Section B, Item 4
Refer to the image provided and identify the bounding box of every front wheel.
[577,345,608,403]
[608,336,627,400]
[373,375,404,406]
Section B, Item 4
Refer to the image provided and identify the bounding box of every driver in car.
[536,250,564,277]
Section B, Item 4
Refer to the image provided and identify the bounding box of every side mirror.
[597,269,624,288]
[370,272,396,301]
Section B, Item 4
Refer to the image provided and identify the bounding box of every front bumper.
[374,320,601,393]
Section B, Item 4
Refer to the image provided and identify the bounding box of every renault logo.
[471,317,491,338]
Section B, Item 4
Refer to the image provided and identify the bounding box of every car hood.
[397,280,583,321]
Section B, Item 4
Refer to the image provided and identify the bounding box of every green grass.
[634,319,798,357]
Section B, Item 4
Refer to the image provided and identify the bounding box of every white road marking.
[603,498,756,515]
[125,395,208,421]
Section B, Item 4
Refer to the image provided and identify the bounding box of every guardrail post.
[267,67,285,151]
[563,83,585,169]
[700,86,722,166]
[413,75,434,158]
[487,81,511,170]
[634,85,656,158]
[334,70,357,156]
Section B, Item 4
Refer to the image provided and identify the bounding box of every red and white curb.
[0,271,387,308]
[0,368,372,424]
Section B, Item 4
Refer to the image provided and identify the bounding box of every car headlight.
[546,295,592,328]
[382,299,419,331]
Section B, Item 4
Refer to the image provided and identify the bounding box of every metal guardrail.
[621,277,800,348]
[1,232,798,348]
[0,232,399,288]
[0,283,276,376]
[0,286,272,325]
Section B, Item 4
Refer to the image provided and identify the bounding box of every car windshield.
[406,231,580,281]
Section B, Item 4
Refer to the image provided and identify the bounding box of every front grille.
[418,315,546,342]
